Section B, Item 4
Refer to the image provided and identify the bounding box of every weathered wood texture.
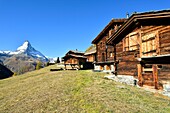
[159,26,170,55]
[96,35,115,62]
[140,25,170,57]
[65,58,79,64]
[94,20,126,64]
[137,64,143,86]
[64,58,86,64]
[158,64,170,79]
[153,65,159,89]
[115,31,139,75]
[96,35,107,62]
[86,54,95,62]
[115,25,170,77]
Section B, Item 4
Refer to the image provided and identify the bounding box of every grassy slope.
[0,65,170,113]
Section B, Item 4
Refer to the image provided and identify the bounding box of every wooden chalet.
[107,10,170,89]
[92,19,126,72]
[84,45,96,62]
[62,50,86,70]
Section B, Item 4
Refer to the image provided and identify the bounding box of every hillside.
[0,65,170,112]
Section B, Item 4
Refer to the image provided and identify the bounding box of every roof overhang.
[107,10,170,45]
[92,19,126,44]
[63,54,86,59]
[94,60,115,64]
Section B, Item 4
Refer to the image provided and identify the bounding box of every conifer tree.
[56,57,60,63]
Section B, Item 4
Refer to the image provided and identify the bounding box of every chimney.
[126,12,129,18]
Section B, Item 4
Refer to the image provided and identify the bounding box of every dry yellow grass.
[0,65,170,113]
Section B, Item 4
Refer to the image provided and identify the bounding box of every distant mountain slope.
[0,41,49,74]
[0,63,13,79]
[3,54,37,74]
[0,40,48,62]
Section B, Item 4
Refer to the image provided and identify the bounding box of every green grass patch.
[0,65,170,112]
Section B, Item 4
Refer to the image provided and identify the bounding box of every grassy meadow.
[0,65,170,113]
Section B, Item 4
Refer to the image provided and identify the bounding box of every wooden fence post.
[138,63,143,86]
[152,64,159,89]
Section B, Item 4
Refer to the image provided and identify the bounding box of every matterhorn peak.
[0,40,49,62]
[17,40,32,52]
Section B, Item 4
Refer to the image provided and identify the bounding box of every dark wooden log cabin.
[62,50,86,70]
[92,19,126,72]
[107,10,170,89]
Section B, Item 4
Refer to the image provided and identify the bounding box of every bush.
[36,61,42,70]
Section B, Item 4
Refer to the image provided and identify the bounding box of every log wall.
[96,34,114,62]
[116,40,139,75]
[65,58,78,64]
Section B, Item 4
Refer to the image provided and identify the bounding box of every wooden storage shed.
[92,19,126,72]
[62,50,86,70]
[107,10,170,89]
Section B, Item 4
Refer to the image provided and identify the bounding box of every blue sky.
[0,0,170,58]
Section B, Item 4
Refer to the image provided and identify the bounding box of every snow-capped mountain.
[0,41,48,62]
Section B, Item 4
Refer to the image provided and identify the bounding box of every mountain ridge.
[0,40,49,74]
[0,40,48,62]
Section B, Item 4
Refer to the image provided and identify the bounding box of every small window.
[110,52,113,57]
[123,32,139,51]
[100,42,103,48]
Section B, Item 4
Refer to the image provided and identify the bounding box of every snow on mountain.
[0,50,13,54]
[0,41,48,62]
[17,41,30,52]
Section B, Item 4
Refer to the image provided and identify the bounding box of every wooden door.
[102,53,105,62]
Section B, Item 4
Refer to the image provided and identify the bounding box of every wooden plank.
[137,64,143,86]
[142,36,155,43]
[159,26,170,34]
[160,47,170,55]
[160,35,170,44]
[141,26,163,34]
[152,65,159,89]
[142,73,153,81]
[122,38,125,51]
[143,68,153,72]
[160,43,170,48]
[142,50,156,54]
[139,30,143,57]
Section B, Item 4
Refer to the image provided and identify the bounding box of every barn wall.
[86,54,95,62]
[65,58,78,64]
[96,35,107,62]
[159,26,170,55]
[116,40,139,75]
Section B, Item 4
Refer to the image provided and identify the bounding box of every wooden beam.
[122,38,125,51]
[156,31,160,55]
[137,63,143,86]
[114,44,117,76]
[64,64,66,70]
[139,30,143,57]
[152,64,159,89]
